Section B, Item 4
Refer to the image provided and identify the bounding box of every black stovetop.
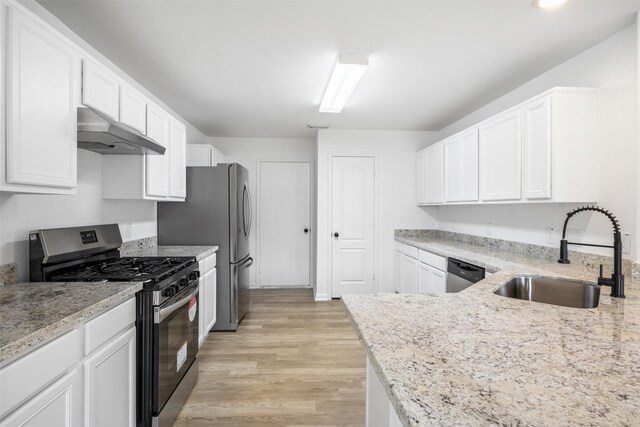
[51,256,196,283]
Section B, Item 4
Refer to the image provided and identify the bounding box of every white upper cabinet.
[522,95,551,200]
[4,5,79,193]
[119,85,147,134]
[82,59,119,119]
[524,89,597,202]
[418,87,596,206]
[169,119,186,198]
[424,143,444,204]
[145,103,171,197]
[479,108,522,201]
[186,144,226,167]
[444,128,478,202]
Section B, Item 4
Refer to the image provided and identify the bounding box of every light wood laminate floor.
[174,288,366,426]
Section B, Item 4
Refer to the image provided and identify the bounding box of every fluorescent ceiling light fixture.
[535,0,567,8]
[319,54,369,113]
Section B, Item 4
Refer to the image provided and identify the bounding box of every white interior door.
[257,161,311,287]
[331,156,375,297]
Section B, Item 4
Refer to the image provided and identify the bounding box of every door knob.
[304,228,309,233]
[333,232,339,238]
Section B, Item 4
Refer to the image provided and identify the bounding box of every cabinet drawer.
[418,250,447,271]
[84,298,135,355]
[402,245,418,259]
[203,253,217,273]
[394,241,403,252]
[0,329,81,418]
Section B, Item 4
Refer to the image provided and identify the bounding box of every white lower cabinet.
[366,358,402,427]
[198,251,218,347]
[205,267,217,332]
[418,263,447,294]
[0,369,81,427]
[83,327,136,427]
[0,299,136,427]
[396,243,447,295]
[401,254,418,294]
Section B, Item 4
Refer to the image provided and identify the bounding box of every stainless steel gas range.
[28,223,200,427]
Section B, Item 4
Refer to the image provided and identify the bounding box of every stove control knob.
[189,271,199,282]
[179,278,188,288]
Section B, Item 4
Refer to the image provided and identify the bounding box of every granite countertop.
[0,281,142,366]
[121,245,218,261]
[342,236,640,426]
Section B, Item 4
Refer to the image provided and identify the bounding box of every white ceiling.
[38,0,640,138]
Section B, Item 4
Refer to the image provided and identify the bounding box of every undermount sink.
[494,276,600,309]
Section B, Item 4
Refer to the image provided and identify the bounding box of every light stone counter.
[121,245,218,261]
[342,236,640,426]
[0,281,142,366]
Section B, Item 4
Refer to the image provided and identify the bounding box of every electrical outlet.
[124,223,132,239]
[546,227,556,244]
[622,232,631,255]
[487,222,493,236]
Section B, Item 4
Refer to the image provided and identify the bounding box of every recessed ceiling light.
[319,54,369,113]
[535,0,567,8]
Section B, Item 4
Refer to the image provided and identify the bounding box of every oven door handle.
[154,286,199,324]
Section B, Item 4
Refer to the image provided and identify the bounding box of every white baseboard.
[314,293,331,301]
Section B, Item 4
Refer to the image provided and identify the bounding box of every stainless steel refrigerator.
[157,163,252,331]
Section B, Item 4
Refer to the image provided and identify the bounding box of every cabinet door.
[205,268,217,331]
[83,327,136,427]
[394,251,403,293]
[417,262,431,293]
[459,129,479,201]
[401,254,418,293]
[145,104,170,197]
[416,149,427,204]
[0,369,81,427]
[424,143,444,203]
[169,119,186,198]
[430,267,447,293]
[198,276,207,347]
[479,109,522,201]
[443,136,462,202]
[6,7,78,189]
[186,145,213,167]
[522,96,552,200]
[119,85,147,134]
[82,59,119,119]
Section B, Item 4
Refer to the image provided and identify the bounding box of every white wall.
[315,130,439,300]
[436,23,638,260]
[0,150,156,281]
[208,137,316,288]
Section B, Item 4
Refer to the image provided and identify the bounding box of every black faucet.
[558,205,625,298]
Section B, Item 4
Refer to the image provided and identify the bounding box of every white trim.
[328,153,380,298]
[314,293,331,302]
[255,158,314,288]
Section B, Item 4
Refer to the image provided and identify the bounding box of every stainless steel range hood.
[77,107,165,155]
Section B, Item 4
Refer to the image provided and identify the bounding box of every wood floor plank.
[174,288,365,426]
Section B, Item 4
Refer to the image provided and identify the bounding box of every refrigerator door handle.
[243,184,252,238]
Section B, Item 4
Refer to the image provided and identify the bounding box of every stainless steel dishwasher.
[447,258,485,292]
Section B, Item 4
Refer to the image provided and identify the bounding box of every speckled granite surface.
[119,236,157,253]
[121,245,218,261]
[0,281,142,366]
[0,263,17,286]
[342,233,640,426]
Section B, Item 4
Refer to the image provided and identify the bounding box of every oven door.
[153,282,199,415]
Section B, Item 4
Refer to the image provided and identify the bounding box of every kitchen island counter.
[343,237,640,426]
[0,281,142,366]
